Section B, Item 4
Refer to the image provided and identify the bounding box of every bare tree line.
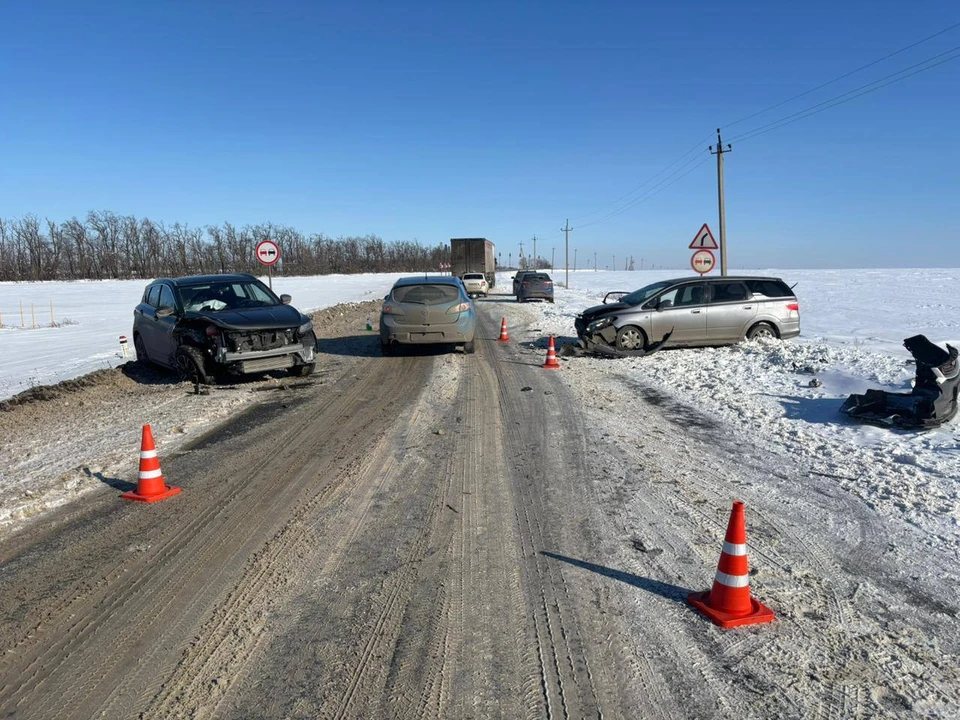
[0,211,451,281]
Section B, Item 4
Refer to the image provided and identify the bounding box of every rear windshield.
[463,274,485,280]
[392,284,461,305]
[746,279,793,298]
[527,274,551,281]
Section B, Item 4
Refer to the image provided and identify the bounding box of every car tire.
[747,322,778,341]
[289,362,316,377]
[134,334,151,366]
[463,340,476,354]
[175,345,212,385]
[615,325,647,351]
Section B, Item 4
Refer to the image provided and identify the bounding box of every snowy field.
[1,268,958,544]
[4,268,957,402]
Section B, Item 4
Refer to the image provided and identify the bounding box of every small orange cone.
[687,501,774,628]
[542,335,561,369]
[121,425,182,503]
[497,317,510,342]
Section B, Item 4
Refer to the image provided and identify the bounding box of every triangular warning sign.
[689,223,718,249]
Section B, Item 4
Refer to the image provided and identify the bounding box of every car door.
[150,285,180,366]
[134,285,162,358]
[705,281,756,342]
[649,282,707,344]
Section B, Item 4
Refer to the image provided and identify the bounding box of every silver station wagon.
[574,275,800,352]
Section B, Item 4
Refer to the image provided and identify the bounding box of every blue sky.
[1,1,958,269]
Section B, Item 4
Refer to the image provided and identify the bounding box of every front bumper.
[214,335,317,374]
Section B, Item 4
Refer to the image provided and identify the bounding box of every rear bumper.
[381,317,475,345]
[387,330,470,344]
[779,318,801,339]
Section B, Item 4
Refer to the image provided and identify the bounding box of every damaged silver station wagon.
[575,275,800,354]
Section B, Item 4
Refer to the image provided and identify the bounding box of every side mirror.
[156,307,176,318]
[602,291,627,305]
[658,298,674,310]
[280,294,292,305]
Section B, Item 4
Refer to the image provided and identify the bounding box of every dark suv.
[133,273,318,383]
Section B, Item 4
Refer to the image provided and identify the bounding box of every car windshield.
[179,280,279,312]
[392,283,461,305]
[463,274,484,279]
[619,281,674,306]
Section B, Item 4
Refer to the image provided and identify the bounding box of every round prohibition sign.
[255,240,280,266]
[691,249,715,275]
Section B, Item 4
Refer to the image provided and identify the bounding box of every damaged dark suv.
[133,274,318,384]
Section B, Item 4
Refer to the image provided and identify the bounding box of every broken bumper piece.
[840,335,959,429]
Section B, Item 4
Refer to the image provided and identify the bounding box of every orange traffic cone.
[121,425,182,503]
[497,317,510,342]
[542,336,561,369]
[687,501,774,628]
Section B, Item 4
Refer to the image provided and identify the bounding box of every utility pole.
[532,235,537,270]
[574,248,578,272]
[594,251,597,271]
[518,240,525,270]
[613,254,616,272]
[561,219,571,287]
[710,128,732,276]
[551,247,555,270]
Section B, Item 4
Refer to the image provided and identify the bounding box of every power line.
[729,45,960,144]
[576,154,712,229]
[722,20,960,130]
[567,132,714,222]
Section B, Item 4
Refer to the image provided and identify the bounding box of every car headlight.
[586,316,615,333]
[298,319,314,335]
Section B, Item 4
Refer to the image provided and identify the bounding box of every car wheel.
[464,340,476,354]
[134,334,151,366]
[289,362,316,377]
[747,322,778,341]
[175,345,212,385]
[615,325,647,351]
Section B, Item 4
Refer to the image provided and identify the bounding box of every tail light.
[446,302,471,314]
[382,304,404,315]
[786,303,799,312]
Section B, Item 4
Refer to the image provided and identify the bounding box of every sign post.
[690,249,716,275]
[255,239,280,289]
[689,223,718,251]
[689,223,718,276]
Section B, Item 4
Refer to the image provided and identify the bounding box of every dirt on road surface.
[0,299,957,719]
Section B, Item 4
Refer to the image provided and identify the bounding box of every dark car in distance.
[133,273,318,384]
[516,272,554,303]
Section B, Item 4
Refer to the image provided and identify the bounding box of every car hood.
[579,301,629,320]
[186,305,305,331]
